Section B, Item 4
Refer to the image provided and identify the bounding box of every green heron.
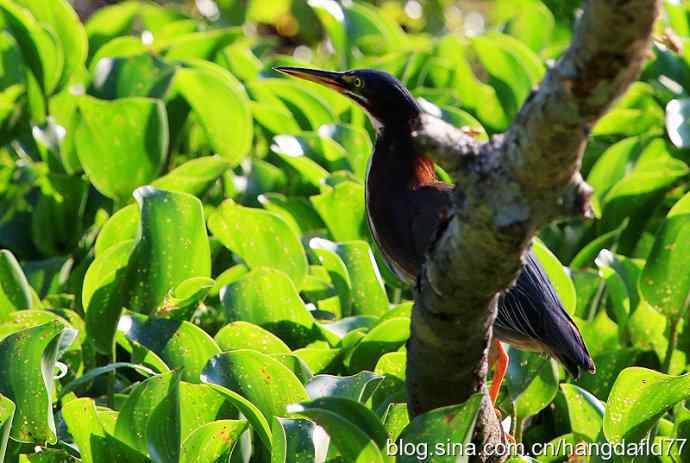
[275,66,596,403]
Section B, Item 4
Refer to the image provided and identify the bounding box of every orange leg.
[489,340,509,404]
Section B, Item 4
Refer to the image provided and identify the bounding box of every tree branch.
[406,1,660,461]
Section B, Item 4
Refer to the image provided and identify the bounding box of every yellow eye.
[352,77,363,88]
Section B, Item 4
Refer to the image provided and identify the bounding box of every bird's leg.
[489,340,509,404]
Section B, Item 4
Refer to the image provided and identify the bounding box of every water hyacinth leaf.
[214,321,291,355]
[310,238,353,317]
[0,0,63,94]
[318,124,373,179]
[0,321,76,443]
[373,352,406,409]
[577,348,638,400]
[310,182,367,242]
[292,348,340,375]
[505,349,559,420]
[666,98,690,148]
[173,60,252,164]
[271,416,328,463]
[532,240,576,314]
[147,371,182,463]
[89,53,176,99]
[0,249,33,319]
[201,383,272,449]
[180,419,247,463]
[201,350,309,424]
[396,393,483,463]
[560,384,605,442]
[258,193,325,236]
[60,362,155,398]
[305,371,383,402]
[639,211,690,321]
[603,367,690,443]
[159,276,214,320]
[319,316,376,340]
[118,313,220,383]
[0,394,14,462]
[83,239,135,354]
[125,187,211,313]
[221,268,316,348]
[209,201,308,288]
[84,1,139,59]
[152,156,230,196]
[334,241,388,317]
[288,398,387,463]
[348,317,409,372]
[75,96,168,201]
[250,79,335,130]
[63,398,149,463]
[114,370,182,456]
[161,29,240,61]
[94,204,139,256]
[309,0,348,67]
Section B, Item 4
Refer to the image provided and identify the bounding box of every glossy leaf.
[118,313,220,383]
[0,249,32,319]
[310,182,367,242]
[396,393,483,463]
[271,416,328,463]
[75,97,168,201]
[201,350,308,424]
[153,156,230,196]
[333,241,389,317]
[209,201,308,288]
[666,98,690,148]
[306,371,383,402]
[221,268,316,348]
[180,419,247,463]
[0,321,76,443]
[174,60,252,164]
[0,394,14,462]
[505,349,559,420]
[560,384,604,442]
[214,321,291,355]
[639,197,690,320]
[603,367,690,443]
[125,187,211,313]
[348,318,409,372]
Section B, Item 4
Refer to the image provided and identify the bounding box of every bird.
[274,66,596,404]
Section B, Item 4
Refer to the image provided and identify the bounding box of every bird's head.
[273,66,420,131]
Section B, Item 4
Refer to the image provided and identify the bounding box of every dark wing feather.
[495,251,596,378]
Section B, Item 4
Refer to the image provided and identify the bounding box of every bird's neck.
[374,127,437,189]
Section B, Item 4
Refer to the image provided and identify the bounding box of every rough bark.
[406,1,660,461]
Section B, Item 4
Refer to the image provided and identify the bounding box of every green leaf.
[201,350,308,425]
[94,204,139,256]
[310,182,367,242]
[309,0,348,67]
[201,383,272,450]
[158,276,215,320]
[209,201,308,288]
[294,396,388,446]
[331,240,388,317]
[666,98,690,148]
[152,156,230,196]
[214,321,291,355]
[83,239,134,354]
[180,420,247,463]
[84,2,139,59]
[125,187,211,313]
[75,96,168,201]
[258,193,325,237]
[532,241,576,314]
[0,321,76,443]
[639,197,690,320]
[0,394,14,462]
[221,268,316,348]
[89,53,176,99]
[603,367,690,443]
[0,0,63,95]
[309,239,353,317]
[173,60,252,164]
[118,313,221,383]
[505,349,559,420]
[0,249,33,319]
[147,371,182,463]
[348,318,409,372]
[288,397,387,463]
[161,29,240,61]
[60,362,155,398]
[63,398,148,463]
[560,384,604,442]
[318,124,373,180]
[271,417,327,463]
[373,352,406,410]
[395,393,483,463]
[305,371,383,403]
[114,370,182,457]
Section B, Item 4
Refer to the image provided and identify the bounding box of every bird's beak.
[273,66,347,94]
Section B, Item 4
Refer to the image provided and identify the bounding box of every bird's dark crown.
[274,66,421,130]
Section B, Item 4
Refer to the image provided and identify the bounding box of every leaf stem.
[662,317,679,374]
